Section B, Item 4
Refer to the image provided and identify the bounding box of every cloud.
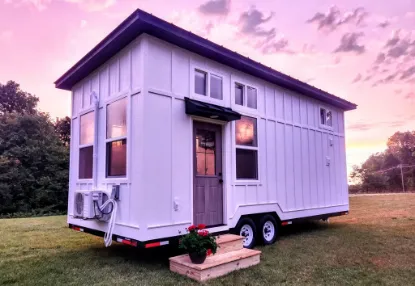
[347,120,407,131]
[400,66,415,81]
[334,32,365,54]
[261,37,294,55]
[405,92,415,100]
[378,19,390,28]
[198,0,230,16]
[352,73,362,83]
[238,7,276,39]
[307,6,367,32]
[5,0,115,11]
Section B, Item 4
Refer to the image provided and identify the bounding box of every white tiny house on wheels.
[55,9,357,249]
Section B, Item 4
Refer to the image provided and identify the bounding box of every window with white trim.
[194,69,223,100]
[79,111,94,179]
[234,82,257,109]
[320,107,333,127]
[235,116,258,180]
[106,97,127,177]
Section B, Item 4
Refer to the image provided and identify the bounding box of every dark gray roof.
[55,9,357,111]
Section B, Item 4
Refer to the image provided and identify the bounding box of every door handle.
[219,179,223,184]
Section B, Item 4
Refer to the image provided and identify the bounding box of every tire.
[234,217,257,249]
[259,214,278,245]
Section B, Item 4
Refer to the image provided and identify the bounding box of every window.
[194,69,223,100]
[79,111,94,179]
[106,98,127,177]
[195,129,216,176]
[234,82,257,109]
[235,116,258,180]
[320,107,333,128]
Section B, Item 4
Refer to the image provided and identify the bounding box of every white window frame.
[191,65,224,104]
[105,96,128,178]
[78,108,96,181]
[233,115,260,183]
[231,77,259,112]
[319,106,334,130]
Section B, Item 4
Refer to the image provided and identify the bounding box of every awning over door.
[184,97,241,122]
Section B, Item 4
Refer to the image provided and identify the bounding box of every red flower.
[187,225,196,231]
[197,224,206,230]
[198,230,209,237]
[206,249,212,256]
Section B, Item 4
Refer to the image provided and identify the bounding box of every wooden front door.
[193,121,223,227]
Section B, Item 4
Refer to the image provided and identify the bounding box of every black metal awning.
[184,97,241,122]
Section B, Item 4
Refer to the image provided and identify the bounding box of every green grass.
[1,194,414,285]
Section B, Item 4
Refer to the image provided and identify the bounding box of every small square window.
[247,87,257,109]
[195,70,207,96]
[326,111,332,127]
[235,83,244,105]
[210,74,223,100]
[320,108,333,127]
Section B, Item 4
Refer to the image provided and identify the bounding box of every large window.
[234,83,257,109]
[79,111,94,179]
[320,107,333,128]
[235,116,258,180]
[106,98,127,177]
[194,69,223,100]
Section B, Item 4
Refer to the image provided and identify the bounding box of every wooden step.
[215,234,244,255]
[170,248,261,282]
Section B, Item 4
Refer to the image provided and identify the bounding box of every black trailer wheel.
[234,217,257,249]
[259,214,278,245]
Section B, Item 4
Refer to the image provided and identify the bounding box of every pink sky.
[1,0,414,174]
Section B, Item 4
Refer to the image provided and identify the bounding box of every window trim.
[105,96,128,178]
[78,109,96,181]
[191,65,224,104]
[234,115,260,182]
[319,106,334,131]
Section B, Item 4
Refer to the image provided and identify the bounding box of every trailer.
[55,9,357,249]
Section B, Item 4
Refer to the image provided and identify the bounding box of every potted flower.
[179,224,217,264]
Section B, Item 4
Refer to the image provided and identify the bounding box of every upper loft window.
[194,69,223,100]
[320,107,333,128]
[234,83,257,109]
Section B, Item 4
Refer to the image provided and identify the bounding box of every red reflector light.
[72,226,84,232]
[281,221,292,226]
[145,242,161,248]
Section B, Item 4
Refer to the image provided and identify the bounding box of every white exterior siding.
[67,34,349,242]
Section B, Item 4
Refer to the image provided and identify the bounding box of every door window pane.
[107,139,127,177]
[79,146,93,179]
[195,70,207,95]
[210,75,223,100]
[195,129,216,176]
[236,149,258,179]
[235,83,244,105]
[80,112,94,145]
[247,87,257,109]
[235,116,257,146]
[107,98,127,139]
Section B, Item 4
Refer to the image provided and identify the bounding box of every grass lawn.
[1,194,414,285]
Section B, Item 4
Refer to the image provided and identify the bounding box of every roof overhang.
[54,9,357,111]
[184,97,241,122]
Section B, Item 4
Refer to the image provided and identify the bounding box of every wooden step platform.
[169,234,261,282]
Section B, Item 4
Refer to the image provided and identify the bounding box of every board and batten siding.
[141,35,348,227]
[68,36,144,231]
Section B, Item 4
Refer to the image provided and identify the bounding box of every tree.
[0,112,69,214]
[0,81,39,115]
[54,116,71,146]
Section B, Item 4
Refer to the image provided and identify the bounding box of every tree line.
[350,131,415,193]
[0,81,70,217]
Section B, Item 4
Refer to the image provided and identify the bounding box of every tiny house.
[55,9,357,248]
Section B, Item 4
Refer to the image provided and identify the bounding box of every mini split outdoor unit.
[74,190,110,221]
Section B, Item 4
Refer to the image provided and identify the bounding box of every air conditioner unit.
[73,190,110,220]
